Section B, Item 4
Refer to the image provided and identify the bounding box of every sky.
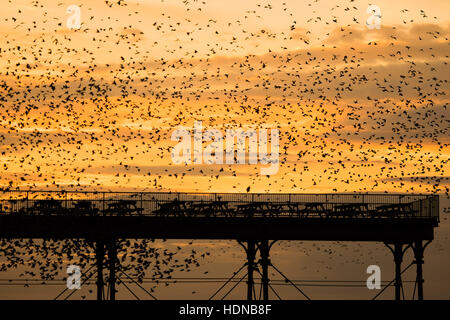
[0,0,448,194]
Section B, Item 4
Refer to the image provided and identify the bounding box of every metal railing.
[0,190,439,221]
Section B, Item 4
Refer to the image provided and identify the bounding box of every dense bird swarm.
[0,0,448,297]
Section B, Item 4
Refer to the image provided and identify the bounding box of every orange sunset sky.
[0,0,449,194]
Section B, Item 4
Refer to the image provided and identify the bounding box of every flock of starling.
[0,0,448,298]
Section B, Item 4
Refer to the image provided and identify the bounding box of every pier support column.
[385,242,407,300]
[412,240,424,300]
[393,243,404,301]
[260,240,270,301]
[95,241,105,301]
[246,241,256,300]
[107,240,117,300]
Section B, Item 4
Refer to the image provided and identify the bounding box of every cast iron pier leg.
[413,240,424,300]
[260,240,270,301]
[393,242,404,301]
[108,240,117,300]
[96,240,104,301]
[246,241,256,300]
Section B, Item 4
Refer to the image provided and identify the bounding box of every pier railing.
[0,191,439,221]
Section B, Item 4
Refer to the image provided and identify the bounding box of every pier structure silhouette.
[0,191,439,300]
